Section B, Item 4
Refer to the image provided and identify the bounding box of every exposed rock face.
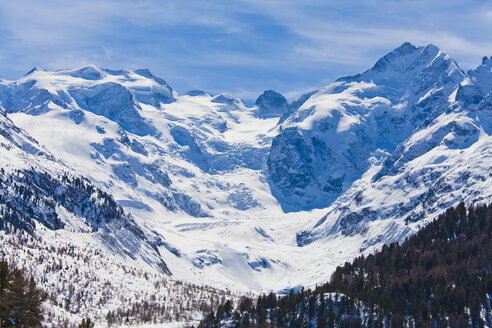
[255,90,289,118]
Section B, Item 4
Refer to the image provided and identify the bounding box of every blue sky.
[0,0,491,102]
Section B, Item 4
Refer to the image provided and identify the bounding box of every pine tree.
[0,262,44,328]
[327,298,335,328]
[78,318,95,328]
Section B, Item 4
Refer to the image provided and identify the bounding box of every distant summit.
[468,55,492,95]
[255,90,289,118]
[185,89,208,96]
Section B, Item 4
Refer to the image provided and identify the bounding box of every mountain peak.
[394,41,418,55]
[466,55,492,97]
[185,89,208,96]
[67,65,104,80]
[24,66,44,76]
[335,42,465,101]
[129,68,174,94]
[134,68,153,78]
[423,43,439,52]
[369,42,443,73]
[255,90,289,119]
[421,43,441,59]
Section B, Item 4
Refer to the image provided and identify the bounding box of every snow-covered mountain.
[268,43,466,211]
[0,66,293,292]
[0,108,174,274]
[0,42,491,317]
[293,48,492,248]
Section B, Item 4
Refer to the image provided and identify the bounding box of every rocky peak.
[370,42,419,71]
[456,56,492,105]
[255,90,289,119]
[337,42,465,105]
[24,66,44,76]
[185,89,208,96]
[468,55,492,95]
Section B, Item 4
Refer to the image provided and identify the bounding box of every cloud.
[0,0,490,100]
[238,0,492,69]
[483,10,492,22]
[0,0,256,49]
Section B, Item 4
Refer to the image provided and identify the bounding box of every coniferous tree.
[0,261,44,328]
[78,318,95,328]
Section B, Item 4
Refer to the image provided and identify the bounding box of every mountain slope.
[0,108,176,276]
[0,107,243,326]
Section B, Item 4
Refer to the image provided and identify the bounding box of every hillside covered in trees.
[200,203,492,327]
[0,229,240,326]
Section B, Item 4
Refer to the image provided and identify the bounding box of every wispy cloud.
[239,1,492,68]
[0,0,490,101]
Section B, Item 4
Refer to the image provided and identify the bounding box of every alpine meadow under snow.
[0,42,491,326]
